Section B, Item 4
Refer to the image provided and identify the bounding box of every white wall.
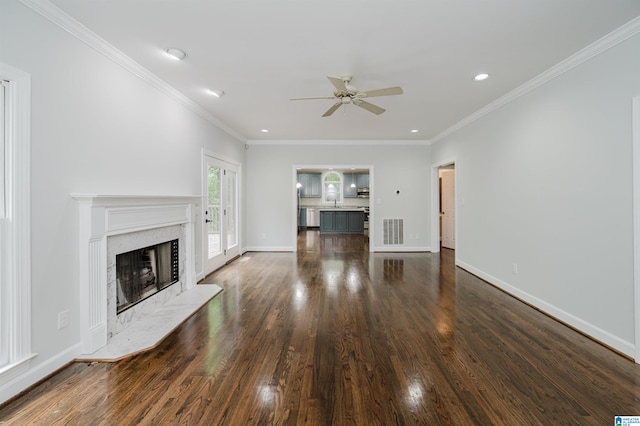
[0,0,245,402]
[244,142,431,251]
[431,32,640,356]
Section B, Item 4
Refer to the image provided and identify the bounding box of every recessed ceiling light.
[411,129,419,133]
[207,89,224,98]
[261,129,269,133]
[473,73,489,81]
[165,48,187,60]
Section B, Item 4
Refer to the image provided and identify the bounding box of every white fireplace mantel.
[72,194,202,354]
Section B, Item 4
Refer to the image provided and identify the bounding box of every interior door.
[441,169,456,249]
[204,155,239,274]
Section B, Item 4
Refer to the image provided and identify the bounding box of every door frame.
[439,168,456,250]
[292,164,374,252]
[430,158,457,255]
[202,149,242,276]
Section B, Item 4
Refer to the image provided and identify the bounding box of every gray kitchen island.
[319,209,365,233]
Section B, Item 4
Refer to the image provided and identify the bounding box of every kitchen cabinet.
[320,211,335,231]
[344,173,368,197]
[335,211,349,232]
[297,173,321,197]
[309,174,321,197]
[343,174,358,198]
[298,207,307,229]
[347,211,365,232]
[357,173,369,189]
[319,210,365,233]
[297,174,309,196]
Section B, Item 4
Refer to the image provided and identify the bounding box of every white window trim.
[323,171,343,204]
[0,62,35,385]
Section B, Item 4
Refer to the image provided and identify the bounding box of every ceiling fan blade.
[360,86,404,98]
[290,96,336,101]
[354,100,385,115]
[327,76,348,92]
[322,102,342,117]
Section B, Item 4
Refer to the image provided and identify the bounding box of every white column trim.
[0,63,36,388]
[632,97,640,363]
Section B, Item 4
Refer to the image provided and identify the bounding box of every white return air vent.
[383,218,404,245]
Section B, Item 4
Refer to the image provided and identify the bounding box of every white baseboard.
[373,246,431,252]
[244,246,293,252]
[0,343,82,405]
[456,260,635,358]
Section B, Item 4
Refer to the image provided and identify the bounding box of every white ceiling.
[50,0,640,142]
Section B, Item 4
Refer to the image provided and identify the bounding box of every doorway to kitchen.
[203,153,240,275]
[293,165,374,253]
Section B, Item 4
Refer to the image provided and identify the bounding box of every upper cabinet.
[357,173,369,189]
[297,173,309,196]
[297,173,321,197]
[344,173,369,197]
[300,172,368,199]
[343,174,358,198]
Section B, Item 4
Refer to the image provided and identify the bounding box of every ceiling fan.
[290,75,403,117]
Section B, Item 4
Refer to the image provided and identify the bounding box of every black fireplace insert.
[116,239,179,314]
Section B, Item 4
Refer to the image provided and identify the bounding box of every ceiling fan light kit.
[291,75,404,117]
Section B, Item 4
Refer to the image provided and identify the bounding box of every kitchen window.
[323,172,342,204]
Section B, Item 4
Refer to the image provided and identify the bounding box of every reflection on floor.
[297,228,369,252]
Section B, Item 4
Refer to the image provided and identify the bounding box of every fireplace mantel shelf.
[77,284,222,362]
[71,194,203,205]
[71,193,203,199]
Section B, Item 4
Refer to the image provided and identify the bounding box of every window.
[323,171,342,204]
[0,63,34,385]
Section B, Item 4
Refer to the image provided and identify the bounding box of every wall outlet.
[512,263,518,275]
[58,310,70,329]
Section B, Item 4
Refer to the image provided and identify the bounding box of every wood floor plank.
[3,231,640,424]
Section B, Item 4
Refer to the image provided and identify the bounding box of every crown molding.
[19,0,247,143]
[431,15,640,144]
[245,139,431,146]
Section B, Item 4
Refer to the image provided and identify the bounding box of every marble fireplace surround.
[73,194,203,356]
[108,225,184,338]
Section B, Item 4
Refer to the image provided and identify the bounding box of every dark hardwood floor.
[2,230,640,424]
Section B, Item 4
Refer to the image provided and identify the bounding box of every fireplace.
[73,194,201,355]
[116,239,179,314]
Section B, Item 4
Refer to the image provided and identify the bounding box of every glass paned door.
[226,169,237,249]
[207,164,222,259]
[204,155,239,274]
